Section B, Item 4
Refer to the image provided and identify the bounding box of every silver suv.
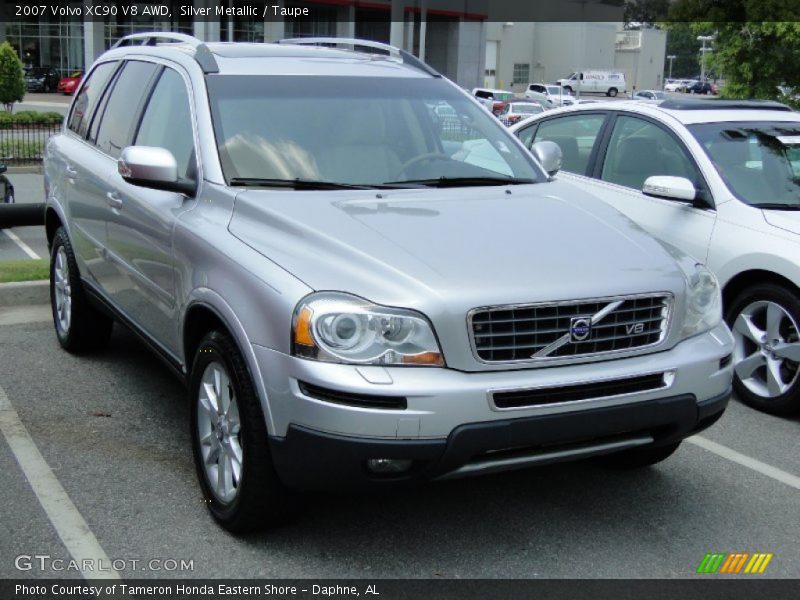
[44,34,734,532]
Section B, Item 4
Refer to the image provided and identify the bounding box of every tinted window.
[532,114,606,174]
[135,68,195,180]
[67,61,118,138]
[94,61,158,159]
[601,115,699,190]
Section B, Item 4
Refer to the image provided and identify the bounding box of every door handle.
[106,191,123,209]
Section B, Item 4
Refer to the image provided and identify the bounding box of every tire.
[607,87,618,97]
[190,330,291,532]
[50,227,112,352]
[726,283,800,415]
[595,442,681,469]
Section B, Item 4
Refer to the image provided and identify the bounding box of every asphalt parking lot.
[0,311,799,579]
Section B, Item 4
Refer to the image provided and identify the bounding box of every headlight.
[681,264,722,338]
[292,292,445,367]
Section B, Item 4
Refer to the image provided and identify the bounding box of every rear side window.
[67,62,118,138]
[532,114,606,174]
[94,61,159,159]
[135,68,195,180]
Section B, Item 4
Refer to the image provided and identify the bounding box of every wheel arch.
[182,291,276,435]
[722,269,800,312]
[44,206,64,249]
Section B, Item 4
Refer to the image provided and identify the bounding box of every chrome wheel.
[53,246,72,334]
[197,361,242,504]
[732,301,800,398]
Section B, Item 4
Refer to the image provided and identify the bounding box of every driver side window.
[601,115,699,191]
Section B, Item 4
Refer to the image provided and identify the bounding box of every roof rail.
[659,98,792,112]
[276,37,441,77]
[111,32,219,74]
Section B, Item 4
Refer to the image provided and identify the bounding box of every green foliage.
[663,23,701,78]
[0,42,26,110]
[624,0,671,27]
[0,110,63,129]
[670,0,800,99]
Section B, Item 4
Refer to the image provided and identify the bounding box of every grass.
[0,259,49,283]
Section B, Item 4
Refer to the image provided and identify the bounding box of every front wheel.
[190,330,292,532]
[727,284,800,415]
[595,442,681,469]
[607,87,618,97]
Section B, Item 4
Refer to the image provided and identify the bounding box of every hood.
[763,209,800,236]
[228,179,687,312]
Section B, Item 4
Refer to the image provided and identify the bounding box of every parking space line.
[688,435,800,490]
[2,229,41,259]
[0,385,120,580]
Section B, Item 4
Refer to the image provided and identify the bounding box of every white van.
[557,71,627,97]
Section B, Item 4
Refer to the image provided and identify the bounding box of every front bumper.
[253,322,733,489]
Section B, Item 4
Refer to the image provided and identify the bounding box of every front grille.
[470,294,671,363]
[492,373,667,409]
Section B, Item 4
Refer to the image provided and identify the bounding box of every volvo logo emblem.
[569,317,592,342]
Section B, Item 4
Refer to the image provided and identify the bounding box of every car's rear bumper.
[269,388,730,490]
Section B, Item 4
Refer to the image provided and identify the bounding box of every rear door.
[104,65,198,349]
[60,60,120,284]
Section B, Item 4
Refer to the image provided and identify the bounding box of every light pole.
[697,35,714,80]
[667,54,676,81]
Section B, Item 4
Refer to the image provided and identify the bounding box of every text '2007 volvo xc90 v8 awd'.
[44,34,734,532]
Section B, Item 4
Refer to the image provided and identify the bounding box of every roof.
[512,98,800,127]
[102,33,437,79]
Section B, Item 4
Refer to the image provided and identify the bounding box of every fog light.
[366,458,413,474]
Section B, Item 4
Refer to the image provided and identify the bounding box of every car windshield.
[207,75,543,187]
[690,121,800,208]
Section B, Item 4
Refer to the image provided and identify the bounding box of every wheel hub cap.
[53,246,72,334]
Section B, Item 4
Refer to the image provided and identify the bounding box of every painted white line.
[0,305,52,326]
[3,229,41,259]
[0,385,121,580]
[688,435,800,490]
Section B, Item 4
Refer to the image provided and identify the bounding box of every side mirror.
[531,140,563,177]
[642,176,698,203]
[0,164,6,175]
[118,146,194,195]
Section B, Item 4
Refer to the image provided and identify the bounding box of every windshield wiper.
[382,176,537,188]
[229,178,375,190]
[750,203,800,210]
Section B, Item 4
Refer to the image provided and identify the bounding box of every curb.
[0,280,49,306]
[5,165,43,175]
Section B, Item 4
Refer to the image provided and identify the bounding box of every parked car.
[45,34,733,531]
[557,70,626,97]
[664,79,692,93]
[633,90,668,102]
[688,81,715,95]
[25,66,60,93]
[471,87,515,114]
[510,98,800,415]
[0,164,14,203]
[57,71,83,95]
[497,101,545,125]
[525,83,574,106]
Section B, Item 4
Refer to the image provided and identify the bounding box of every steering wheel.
[395,153,451,179]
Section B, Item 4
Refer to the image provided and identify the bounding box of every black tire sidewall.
[725,283,800,414]
[50,228,78,347]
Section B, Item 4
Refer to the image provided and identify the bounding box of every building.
[0,0,488,89]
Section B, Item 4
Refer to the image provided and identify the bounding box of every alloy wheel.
[732,300,800,399]
[53,246,72,334]
[196,361,243,504]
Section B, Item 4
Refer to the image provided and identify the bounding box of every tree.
[624,0,671,28]
[663,23,701,78]
[0,42,25,112]
[670,0,800,98]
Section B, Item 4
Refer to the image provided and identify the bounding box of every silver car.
[44,34,734,532]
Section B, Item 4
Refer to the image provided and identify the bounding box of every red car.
[57,71,83,95]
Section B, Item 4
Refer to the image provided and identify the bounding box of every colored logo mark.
[697,552,773,574]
